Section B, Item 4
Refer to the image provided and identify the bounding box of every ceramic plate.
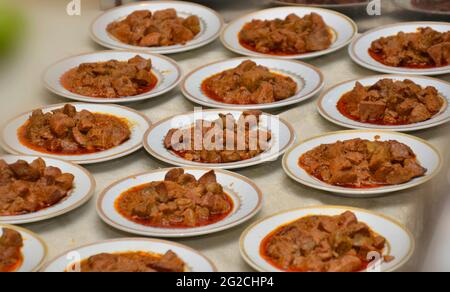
[0,155,95,224]
[97,167,263,237]
[349,22,450,75]
[0,224,47,272]
[221,6,357,59]
[43,50,182,104]
[143,109,296,169]
[1,103,150,164]
[41,238,216,272]
[282,130,442,197]
[240,206,415,272]
[317,75,450,131]
[91,1,223,54]
[395,0,450,16]
[181,57,324,110]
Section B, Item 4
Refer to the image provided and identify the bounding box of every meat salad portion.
[261,211,393,272]
[61,55,156,98]
[20,104,131,155]
[0,228,23,272]
[370,27,450,68]
[74,250,185,272]
[0,158,74,216]
[116,169,233,228]
[164,111,272,164]
[107,9,200,47]
[202,60,297,105]
[338,79,445,125]
[299,138,427,187]
[239,13,333,55]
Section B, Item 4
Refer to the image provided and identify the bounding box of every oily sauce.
[0,250,23,272]
[115,183,234,229]
[60,68,158,98]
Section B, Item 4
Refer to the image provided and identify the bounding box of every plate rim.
[220,6,358,59]
[282,129,443,195]
[180,56,325,110]
[142,109,297,169]
[0,102,152,165]
[96,166,264,238]
[349,21,450,75]
[239,204,416,272]
[42,49,183,104]
[316,74,450,131]
[0,223,48,272]
[40,237,218,272]
[0,154,96,224]
[89,0,225,54]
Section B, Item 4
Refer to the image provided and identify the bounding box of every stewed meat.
[338,79,445,125]
[0,158,74,216]
[61,55,157,98]
[261,211,393,272]
[202,60,297,104]
[412,0,450,11]
[239,13,333,55]
[370,27,450,68]
[74,250,185,272]
[107,9,200,47]
[0,228,23,272]
[164,111,272,163]
[20,104,131,155]
[299,138,426,187]
[116,169,233,228]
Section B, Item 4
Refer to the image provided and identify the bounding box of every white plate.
[43,50,182,104]
[317,75,450,132]
[181,57,324,110]
[41,238,216,272]
[282,130,442,197]
[395,0,450,16]
[221,6,357,60]
[143,109,296,170]
[97,167,263,238]
[0,155,95,224]
[240,206,415,272]
[90,1,224,55]
[349,22,450,76]
[272,0,369,8]
[0,103,151,164]
[0,224,47,272]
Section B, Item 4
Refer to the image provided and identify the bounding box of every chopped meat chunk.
[0,228,23,272]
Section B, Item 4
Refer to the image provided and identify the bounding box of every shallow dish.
[349,22,450,75]
[240,205,415,272]
[143,109,296,169]
[317,75,450,131]
[97,167,263,238]
[0,224,47,272]
[41,237,216,272]
[282,130,442,197]
[43,50,182,104]
[221,6,357,59]
[0,103,150,164]
[182,57,324,110]
[91,1,223,54]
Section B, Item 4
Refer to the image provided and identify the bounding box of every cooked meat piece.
[107,9,200,47]
[20,104,131,155]
[164,111,272,163]
[299,138,426,187]
[0,158,74,216]
[370,27,450,68]
[239,13,333,55]
[0,228,23,272]
[116,169,233,228]
[338,79,444,125]
[262,211,392,272]
[62,55,155,98]
[77,250,185,272]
